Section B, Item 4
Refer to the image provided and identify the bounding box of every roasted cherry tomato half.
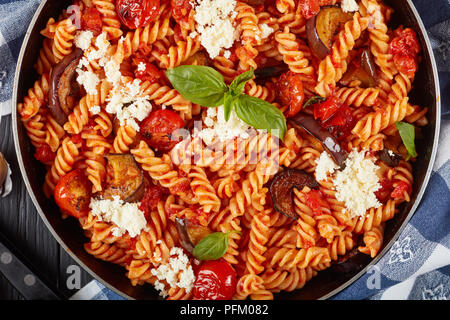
[193,259,237,300]
[116,0,160,30]
[298,0,320,19]
[81,7,103,36]
[391,181,411,199]
[54,169,91,218]
[34,144,56,164]
[276,71,305,117]
[389,27,420,78]
[140,109,185,152]
[171,0,193,25]
[138,184,166,219]
[132,58,162,83]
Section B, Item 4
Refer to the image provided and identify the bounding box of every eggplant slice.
[291,113,348,167]
[102,154,145,202]
[175,218,212,254]
[306,6,353,60]
[378,148,402,167]
[48,48,83,126]
[270,169,319,220]
[340,47,378,87]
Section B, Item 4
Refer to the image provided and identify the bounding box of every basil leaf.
[233,95,287,140]
[223,91,235,122]
[229,68,254,96]
[395,121,417,159]
[192,232,230,260]
[303,96,326,109]
[166,65,228,107]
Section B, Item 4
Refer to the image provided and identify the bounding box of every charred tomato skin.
[54,169,91,218]
[140,109,185,152]
[116,0,160,30]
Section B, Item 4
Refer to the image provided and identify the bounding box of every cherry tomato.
[393,54,417,79]
[305,189,329,215]
[374,176,393,203]
[298,0,320,19]
[391,181,411,199]
[277,71,305,117]
[132,58,162,83]
[116,0,160,30]
[171,0,193,25]
[81,7,103,36]
[194,259,237,300]
[140,109,185,152]
[138,184,166,219]
[390,28,420,78]
[34,144,56,163]
[313,96,341,123]
[313,97,355,140]
[54,169,91,218]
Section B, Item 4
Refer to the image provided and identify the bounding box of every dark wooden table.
[0,115,93,300]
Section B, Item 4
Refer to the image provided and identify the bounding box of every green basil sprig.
[395,121,417,160]
[192,231,239,261]
[166,66,287,140]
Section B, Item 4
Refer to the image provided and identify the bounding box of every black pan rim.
[11,0,441,300]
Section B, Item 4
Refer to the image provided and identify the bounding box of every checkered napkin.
[0,0,449,300]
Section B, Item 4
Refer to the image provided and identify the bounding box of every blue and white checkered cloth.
[0,0,449,300]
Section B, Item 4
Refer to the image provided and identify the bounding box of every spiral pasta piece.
[122,6,173,58]
[113,124,137,154]
[131,141,195,204]
[35,38,56,75]
[44,137,81,196]
[45,113,66,152]
[336,87,380,107]
[264,246,331,270]
[93,0,123,40]
[315,12,369,96]
[360,0,397,79]
[18,73,50,120]
[52,18,77,63]
[64,93,101,134]
[351,97,414,141]
[275,27,314,81]
[84,241,131,266]
[246,212,271,275]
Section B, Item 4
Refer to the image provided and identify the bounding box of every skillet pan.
[12,0,440,300]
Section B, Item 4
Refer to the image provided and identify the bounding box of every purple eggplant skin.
[291,113,348,167]
[48,48,83,126]
[378,148,402,167]
[306,6,353,60]
[175,218,195,254]
[254,65,290,80]
[269,169,319,220]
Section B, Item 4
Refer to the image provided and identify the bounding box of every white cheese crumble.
[89,105,101,115]
[85,32,110,62]
[74,30,93,50]
[333,149,382,217]
[105,79,153,132]
[341,0,359,12]
[193,0,238,59]
[196,105,251,144]
[89,196,148,238]
[76,68,100,95]
[137,61,146,72]
[151,247,195,297]
[259,23,274,39]
[315,151,338,182]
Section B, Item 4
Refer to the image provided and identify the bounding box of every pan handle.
[0,232,62,300]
